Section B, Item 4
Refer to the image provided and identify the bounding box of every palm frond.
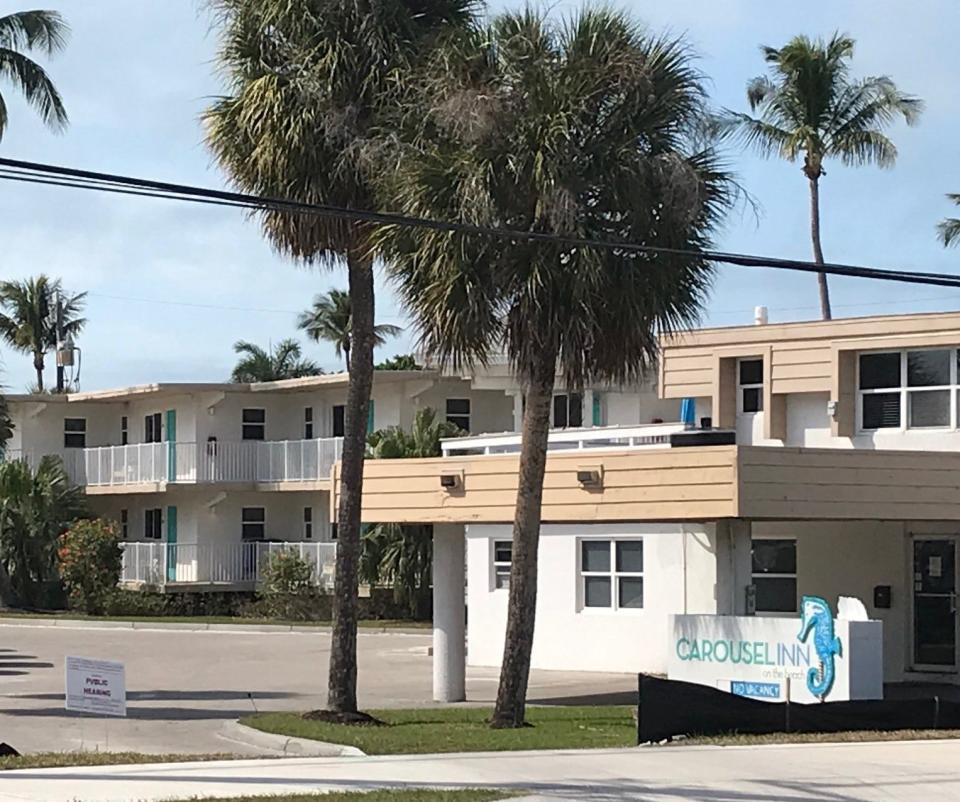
[0,45,67,136]
[0,10,69,54]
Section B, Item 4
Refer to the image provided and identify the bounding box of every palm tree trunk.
[327,249,375,715]
[809,175,832,321]
[491,343,558,728]
[33,353,44,393]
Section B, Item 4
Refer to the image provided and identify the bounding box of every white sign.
[65,656,126,717]
[667,613,883,704]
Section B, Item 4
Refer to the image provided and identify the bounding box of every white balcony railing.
[120,541,337,589]
[441,422,691,456]
[4,438,344,488]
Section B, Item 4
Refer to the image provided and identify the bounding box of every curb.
[0,616,430,636]
[219,720,366,757]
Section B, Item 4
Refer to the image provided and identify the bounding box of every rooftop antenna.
[55,290,81,392]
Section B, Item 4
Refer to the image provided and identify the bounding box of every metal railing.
[119,541,338,589]
[4,438,344,487]
[441,422,691,456]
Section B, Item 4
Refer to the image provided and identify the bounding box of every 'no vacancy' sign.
[65,656,127,717]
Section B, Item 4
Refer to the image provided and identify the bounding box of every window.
[242,408,265,441]
[144,508,162,540]
[858,349,960,431]
[492,540,512,589]
[553,393,583,428]
[241,507,265,541]
[304,407,314,439]
[738,359,764,414]
[144,412,162,443]
[579,539,643,611]
[332,405,345,438]
[121,416,128,446]
[445,398,471,432]
[120,509,128,539]
[303,507,313,540]
[63,418,86,448]
[330,523,338,541]
[752,538,797,613]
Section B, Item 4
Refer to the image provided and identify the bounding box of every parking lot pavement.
[0,623,636,755]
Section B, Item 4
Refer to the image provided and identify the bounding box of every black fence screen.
[637,674,960,743]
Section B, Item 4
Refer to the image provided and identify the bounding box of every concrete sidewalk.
[4,739,960,802]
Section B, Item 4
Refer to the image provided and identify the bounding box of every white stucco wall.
[466,522,730,674]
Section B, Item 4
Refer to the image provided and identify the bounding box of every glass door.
[913,537,958,670]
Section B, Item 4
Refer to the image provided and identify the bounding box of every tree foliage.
[57,518,122,615]
[229,339,322,383]
[938,194,960,248]
[0,9,69,140]
[298,289,402,370]
[0,456,86,608]
[376,354,421,371]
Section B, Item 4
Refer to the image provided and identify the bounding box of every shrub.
[57,519,122,615]
[256,550,322,621]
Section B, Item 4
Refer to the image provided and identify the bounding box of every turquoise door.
[165,409,177,481]
[165,505,178,582]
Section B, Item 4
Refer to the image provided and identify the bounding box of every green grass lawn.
[165,793,512,802]
[0,752,241,770]
[243,706,636,754]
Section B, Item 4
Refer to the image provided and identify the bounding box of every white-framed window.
[738,358,764,414]
[144,412,162,443]
[144,508,162,540]
[241,507,266,540]
[553,393,583,428]
[242,408,266,440]
[751,537,797,613]
[63,417,87,449]
[858,348,959,431]
[446,398,471,432]
[303,507,313,540]
[120,508,128,539]
[579,538,643,611]
[492,539,512,590]
[304,407,314,439]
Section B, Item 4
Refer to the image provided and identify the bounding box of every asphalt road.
[0,622,635,755]
[5,739,960,802]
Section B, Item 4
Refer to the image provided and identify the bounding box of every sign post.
[65,656,127,718]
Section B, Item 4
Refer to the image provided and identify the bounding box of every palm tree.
[0,276,85,392]
[0,9,69,141]
[376,8,736,727]
[0,455,86,608]
[376,354,420,371]
[205,0,472,717]
[937,195,960,247]
[721,33,922,319]
[229,339,322,383]
[298,289,402,370]
[361,408,462,618]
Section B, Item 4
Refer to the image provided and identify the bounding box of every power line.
[3,155,960,289]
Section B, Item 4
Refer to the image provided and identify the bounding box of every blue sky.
[0,0,958,391]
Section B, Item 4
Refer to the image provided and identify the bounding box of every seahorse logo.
[797,595,842,700]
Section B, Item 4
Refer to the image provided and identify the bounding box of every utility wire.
[3,156,960,289]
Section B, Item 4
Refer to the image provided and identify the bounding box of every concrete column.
[716,519,753,615]
[432,523,466,702]
[509,392,523,432]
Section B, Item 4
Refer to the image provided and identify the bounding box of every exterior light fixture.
[576,465,603,489]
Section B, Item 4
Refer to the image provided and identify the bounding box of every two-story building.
[342,311,960,701]
[6,364,671,592]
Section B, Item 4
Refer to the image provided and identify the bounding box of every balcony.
[120,541,337,589]
[7,437,344,488]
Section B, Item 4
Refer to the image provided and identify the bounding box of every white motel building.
[10,310,960,701]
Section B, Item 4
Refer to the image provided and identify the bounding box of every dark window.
[553,394,583,428]
[752,539,797,613]
[446,398,471,432]
[144,508,163,540]
[909,390,950,428]
[304,407,314,439]
[859,352,901,390]
[332,405,345,437]
[862,392,901,429]
[742,387,762,414]
[303,507,313,540]
[330,523,338,541]
[242,408,265,441]
[241,507,265,540]
[121,416,128,446]
[144,412,162,443]
[908,350,950,387]
[739,359,764,386]
[120,509,128,539]
[580,538,645,611]
[493,540,511,589]
[64,418,86,449]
